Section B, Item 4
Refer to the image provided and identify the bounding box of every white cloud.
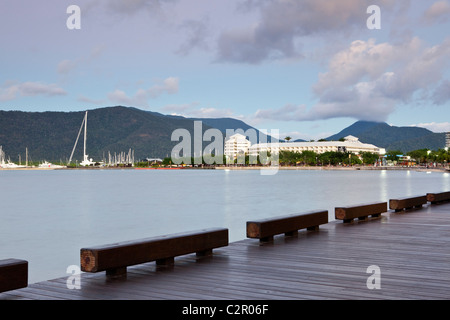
[0,81,67,101]
[312,38,415,95]
[77,95,106,105]
[161,102,235,118]
[412,122,450,133]
[107,89,149,107]
[57,60,77,75]
[161,102,200,114]
[148,77,179,98]
[57,45,105,75]
[254,36,450,123]
[215,0,403,64]
[279,130,334,142]
[255,104,308,121]
[107,77,179,107]
[432,80,450,105]
[188,107,235,118]
[423,1,450,25]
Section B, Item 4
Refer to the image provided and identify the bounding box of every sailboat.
[0,146,26,169]
[0,146,5,168]
[68,111,100,167]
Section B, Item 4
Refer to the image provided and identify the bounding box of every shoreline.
[1,165,448,173]
[214,166,449,173]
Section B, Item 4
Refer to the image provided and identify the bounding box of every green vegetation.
[0,107,256,163]
[406,148,450,165]
[273,148,449,167]
[385,150,403,161]
[65,147,450,168]
[0,108,448,166]
[278,150,367,166]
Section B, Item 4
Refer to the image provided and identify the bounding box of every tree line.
[387,148,450,165]
[277,150,377,166]
[154,148,450,167]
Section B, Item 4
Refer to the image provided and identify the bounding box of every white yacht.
[38,161,65,169]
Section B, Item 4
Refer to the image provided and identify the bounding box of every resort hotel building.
[446,132,450,149]
[224,134,386,161]
[224,133,252,160]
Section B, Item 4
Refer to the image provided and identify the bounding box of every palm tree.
[284,136,292,143]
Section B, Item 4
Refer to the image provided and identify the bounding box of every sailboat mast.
[84,111,87,161]
[68,111,88,165]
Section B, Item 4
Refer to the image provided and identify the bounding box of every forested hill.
[326,121,446,153]
[0,106,266,162]
[0,107,446,163]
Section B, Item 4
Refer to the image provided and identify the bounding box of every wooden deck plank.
[3,202,450,300]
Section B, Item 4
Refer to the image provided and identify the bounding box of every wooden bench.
[0,259,28,293]
[80,228,228,277]
[335,202,387,223]
[246,210,328,242]
[389,195,427,212]
[427,192,450,204]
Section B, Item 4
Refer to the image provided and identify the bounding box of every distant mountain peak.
[326,120,443,152]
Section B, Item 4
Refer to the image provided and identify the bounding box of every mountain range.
[0,106,267,162]
[0,106,447,162]
[325,121,446,152]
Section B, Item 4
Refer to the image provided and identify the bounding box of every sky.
[1,0,450,140]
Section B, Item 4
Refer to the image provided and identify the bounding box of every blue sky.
[1,0,450,140]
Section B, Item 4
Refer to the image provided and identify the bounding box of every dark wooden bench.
[335,202,387,223]
[0,259,28,293]
[80,228,228,277]
[427,192,450,204]
[246,210,328,242]
[389,195,427,212]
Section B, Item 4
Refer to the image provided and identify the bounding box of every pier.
[1,194,450,301]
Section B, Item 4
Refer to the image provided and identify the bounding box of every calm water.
[0,168,449,284]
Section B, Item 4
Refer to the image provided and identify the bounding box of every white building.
[224,133,252,161]
[446,132,450,149]
[248,135,386,156]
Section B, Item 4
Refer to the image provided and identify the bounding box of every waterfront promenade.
[1,199,450,300]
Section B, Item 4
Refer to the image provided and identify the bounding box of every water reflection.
[0,168,448,283]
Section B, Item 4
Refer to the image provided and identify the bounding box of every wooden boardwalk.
[2,202,450,300]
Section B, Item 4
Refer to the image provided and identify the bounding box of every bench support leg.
[372,213,381,218]
[156,257,175,267]
[284,230,298,237]
[260,236,274,243]
[196,249,213,257]
[106,267,127,278]
[307,226,319,231]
